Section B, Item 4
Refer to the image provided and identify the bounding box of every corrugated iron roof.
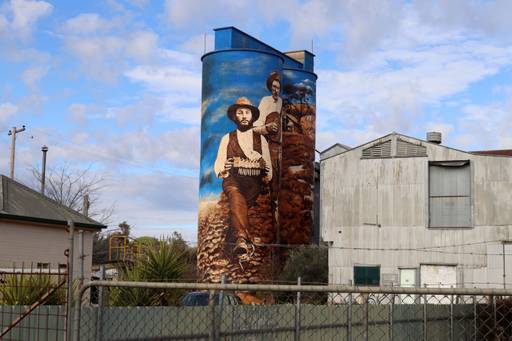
[471,150,512,157]
[0,175,105,229]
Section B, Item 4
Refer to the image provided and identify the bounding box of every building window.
[354,265,380,286]
[429,161,471,228]
[36,262,50,270]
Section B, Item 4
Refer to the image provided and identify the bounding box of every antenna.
[203,33,207,55]
[311,40,314,54]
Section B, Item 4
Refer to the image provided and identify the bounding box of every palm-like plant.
[109,239,188,306]
[0,275,52,305]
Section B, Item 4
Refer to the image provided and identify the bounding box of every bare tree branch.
[31,165,114,224]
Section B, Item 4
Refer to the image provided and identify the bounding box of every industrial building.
[320,132,512,289]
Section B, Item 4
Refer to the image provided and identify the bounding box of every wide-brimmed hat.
[227,97,260,122]
[266,71,281,92]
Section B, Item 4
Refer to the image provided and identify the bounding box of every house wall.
[320,134,512,288]
[0,220,94,279]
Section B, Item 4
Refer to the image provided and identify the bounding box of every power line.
[26,128,197,177]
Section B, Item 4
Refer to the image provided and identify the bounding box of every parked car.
[180,291,241,306]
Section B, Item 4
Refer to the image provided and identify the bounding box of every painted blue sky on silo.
[199,51,282,198]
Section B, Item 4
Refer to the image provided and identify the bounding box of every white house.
[320,132,512,289]
[0,175,105,279]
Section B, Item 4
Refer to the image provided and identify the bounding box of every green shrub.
[108,240,188,306]
[0,274,66,305]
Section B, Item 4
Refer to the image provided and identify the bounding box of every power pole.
[41,145,48,194]
[8,125,26,179]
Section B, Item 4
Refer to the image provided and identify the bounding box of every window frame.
[353,265,381,286]
[428,160,473,229]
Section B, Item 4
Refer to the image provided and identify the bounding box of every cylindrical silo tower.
[197,27,316,291]
[279,65,317,245]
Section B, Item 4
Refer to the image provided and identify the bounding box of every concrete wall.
[0,220,94,279]
[320,133,512,288]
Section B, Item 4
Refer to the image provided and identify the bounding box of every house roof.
[471,149,512,157]
[0,175,106,230]
[321,132,512,162]
[320,143,351,154]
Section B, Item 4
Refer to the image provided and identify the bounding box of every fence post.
[473,295,477,341]
[363,294,368,341]
[215,275,225,341]
[423,292,427,341]
[209,289,217,341]
[492,295,497,340]
[95,265,105,341]
[294,277,301,341]
[347,293,352,341]
[388,294,394,341]
[450,292,454,341]
[66,220,75,341]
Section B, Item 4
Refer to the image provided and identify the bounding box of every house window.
[37,262,50,270]
[429,161,471,228]
[354,265,380,286]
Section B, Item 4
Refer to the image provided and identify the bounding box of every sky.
[1,0,512,241]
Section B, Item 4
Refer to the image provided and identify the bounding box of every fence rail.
[74,280,512,341]
[0,264,69,341]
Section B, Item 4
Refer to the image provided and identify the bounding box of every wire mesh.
[0,262,69,341]
[74,281,512,341]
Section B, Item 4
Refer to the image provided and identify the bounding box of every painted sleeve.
[261,135,272,181]
[254,97,267,127]
[214,134,229,178]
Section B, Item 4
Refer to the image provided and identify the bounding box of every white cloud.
[21,64,48,87]
[61,12,160,82]
[126,31,158,61]
[1,0,53,39]
[313,1,512,149]
[125,65,200,94]
[62,13,115,35]
[68,103,89,125]
[0,102,18,126]
[179,33,214,55]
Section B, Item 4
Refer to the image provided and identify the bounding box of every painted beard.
[236,121,253,132]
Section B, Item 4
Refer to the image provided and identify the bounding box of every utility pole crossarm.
[8,125,26,179]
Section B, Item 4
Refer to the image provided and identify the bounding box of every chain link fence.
[73,280,512,341]
[0,263,69,341]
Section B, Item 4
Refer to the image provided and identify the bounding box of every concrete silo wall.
[279,69,317,245]
[197,50,283,283]
[197,28,317,286]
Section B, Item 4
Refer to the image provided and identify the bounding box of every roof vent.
[427,132,442,144]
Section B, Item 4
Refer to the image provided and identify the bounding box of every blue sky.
[1,0,512,241]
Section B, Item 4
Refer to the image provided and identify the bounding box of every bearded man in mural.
[214,97,272,261]
[253,71,282,195]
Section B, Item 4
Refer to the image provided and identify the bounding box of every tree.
[278,246,328,284]
[117,221,131,236]
[31,165,114,224]
[92,233,109,265]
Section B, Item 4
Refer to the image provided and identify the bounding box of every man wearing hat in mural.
[254,71,282,136]
[253,71,282,195]
[214,97,272,260]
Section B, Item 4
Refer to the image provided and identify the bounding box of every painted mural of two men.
[214,72,282,262]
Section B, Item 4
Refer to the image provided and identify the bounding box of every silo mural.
[197,49,283,284]
[279,69,317,245]
[197,27,316,287]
